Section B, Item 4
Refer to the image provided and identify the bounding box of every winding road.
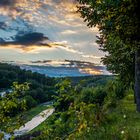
[14,108,55,136]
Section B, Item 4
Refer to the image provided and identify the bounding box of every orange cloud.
[79,68,103,75]
[0,41,69,53]
[61,30,77,35]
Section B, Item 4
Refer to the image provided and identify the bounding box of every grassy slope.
[30,93,140,140]
[87,94,140,140]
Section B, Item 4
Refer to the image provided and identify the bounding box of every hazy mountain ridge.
[17,60,110,77]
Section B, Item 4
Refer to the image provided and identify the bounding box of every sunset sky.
[0,0,104,64]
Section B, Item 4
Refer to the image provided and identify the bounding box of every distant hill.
[14,60,111,77]
[0,63,57,108]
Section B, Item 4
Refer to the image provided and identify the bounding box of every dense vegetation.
[0,82,29,136]
[0,0,140,139]
[0,63,139,140]
[0,63,56,108]
[15,78,139,140]
[78,0,140,111]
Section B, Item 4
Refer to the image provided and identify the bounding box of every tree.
[24,95,37,109]
[0,82,29,133]
[77,0,140,111]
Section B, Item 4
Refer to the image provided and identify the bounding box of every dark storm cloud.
[15,32,49,45]
[0,22,7,30]
[0,32,50,46]
[0,0,16,6]
[0,37,5,42]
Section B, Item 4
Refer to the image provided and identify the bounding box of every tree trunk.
[135,49,140,112]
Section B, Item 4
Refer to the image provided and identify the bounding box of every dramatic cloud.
[0,38,5,42]
[15,32,49,45]
[0,32,49,46]
[0,22,7,30]
[0,37,102,61]
[0,0,77,20]
[0,0,104,64]
[27,59,103,67]
[19,60,109,75]
[0,0,42,19]
[0,0,17,6]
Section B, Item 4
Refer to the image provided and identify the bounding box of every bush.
[79,87,107,105]
[105,80,126,99]
[24,95,38,109]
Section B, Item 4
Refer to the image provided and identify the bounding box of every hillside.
[17,92,140,140]
[0,63,58,106]
[14,78,140,140]
[0,63,139,140]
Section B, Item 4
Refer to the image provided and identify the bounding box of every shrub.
[79,87,107,105]
[24,95,38,109]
